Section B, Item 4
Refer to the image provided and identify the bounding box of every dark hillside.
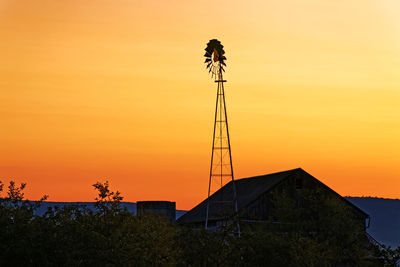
[34,201,187,220]
[346,197,400,248]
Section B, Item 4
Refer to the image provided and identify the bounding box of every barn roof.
[177,168,369,224]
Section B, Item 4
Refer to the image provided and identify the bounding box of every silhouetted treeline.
[0,180,399,267]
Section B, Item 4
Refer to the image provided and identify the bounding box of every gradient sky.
[1,0,399,209]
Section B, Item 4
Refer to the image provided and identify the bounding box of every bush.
[0,180,386,266]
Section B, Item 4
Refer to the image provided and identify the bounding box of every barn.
[177,168,370,233]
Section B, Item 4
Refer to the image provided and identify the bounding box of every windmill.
[204,39,240,235]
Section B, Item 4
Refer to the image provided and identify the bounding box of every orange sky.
[0,0,399,209]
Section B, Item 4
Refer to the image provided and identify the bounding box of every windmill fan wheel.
[204,39,226,77]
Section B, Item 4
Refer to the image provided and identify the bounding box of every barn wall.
[242,172,367,231]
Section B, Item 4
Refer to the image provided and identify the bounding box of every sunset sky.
[1,0,399,209]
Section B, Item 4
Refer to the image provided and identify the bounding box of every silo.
[136,201,176,222]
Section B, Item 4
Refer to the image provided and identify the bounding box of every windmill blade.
[206,62,212,68]
[209,39,219,45]
[204,58,211,63]
[205,47,213,54]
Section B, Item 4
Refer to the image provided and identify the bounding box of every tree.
[268,188,379,266]
[0,180,48,266]
[379,245,400,267]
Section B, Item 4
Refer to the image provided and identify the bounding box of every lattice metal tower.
[203,39,240,234]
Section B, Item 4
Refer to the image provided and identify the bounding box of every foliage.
[379,245,400,267]
[0,180,389,266]
[0,180,178,266]
[268,188,379,266]
[0,180,48,266]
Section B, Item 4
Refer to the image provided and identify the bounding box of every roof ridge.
[235,168,302,182]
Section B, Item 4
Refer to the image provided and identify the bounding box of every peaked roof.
[178,168,369,224]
